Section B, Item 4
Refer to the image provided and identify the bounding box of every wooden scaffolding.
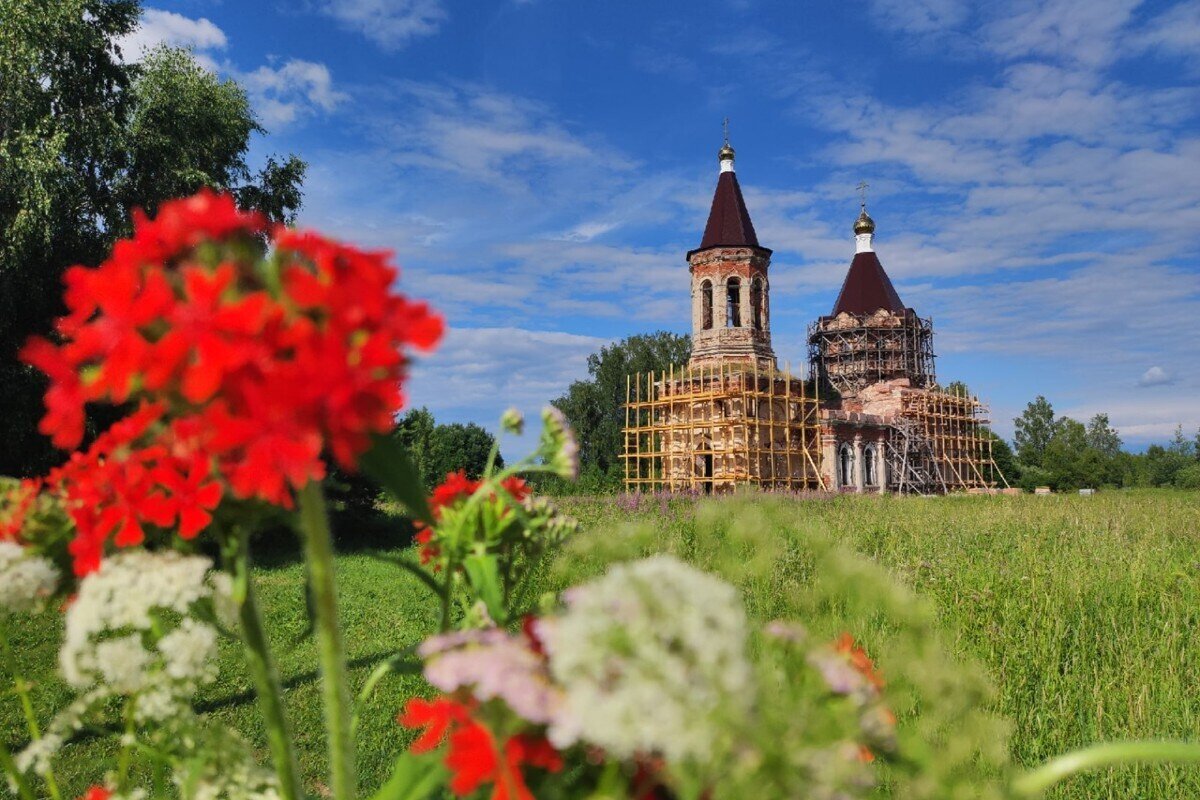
[888,389,1009,494]
[622,362,826,493]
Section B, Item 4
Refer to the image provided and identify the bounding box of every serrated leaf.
[360,433,434,525]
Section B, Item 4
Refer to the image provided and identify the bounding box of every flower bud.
[500,407,525,436]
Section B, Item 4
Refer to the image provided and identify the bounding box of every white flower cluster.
[60,551,228,720]
[537,555,753,763]
[177,753,282,800]
[0,540,59,614]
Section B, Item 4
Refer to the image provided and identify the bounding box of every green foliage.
[5,491,1200,798]
[393,408,503,487]
[0,0,305,478]
[1174,464,1200,490]
[551,331,691,484]
[548,497,1013,799]
[1013,396,1057,469]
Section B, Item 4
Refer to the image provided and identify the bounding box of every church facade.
[622,140,1008,494]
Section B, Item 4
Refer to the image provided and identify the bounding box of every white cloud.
[1137,366,1176,387]
[116,8,227,65]
[981,0,1142,67]
[318,0,447,50]
[235,59,348,128]
[1127,1,1200,59]
[405,326,609,454]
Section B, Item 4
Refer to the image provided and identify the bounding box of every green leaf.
[369,750,449,800]
[462,553,506,625]
[360,433,434,525]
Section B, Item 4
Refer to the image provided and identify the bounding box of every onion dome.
[718,142,736,163]
[854,205,875,235]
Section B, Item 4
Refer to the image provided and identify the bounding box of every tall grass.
[559,489,1200,798]
[2,490,1197,798]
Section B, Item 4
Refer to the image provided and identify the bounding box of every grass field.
[3,490,1199,798]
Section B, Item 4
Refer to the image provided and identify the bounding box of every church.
[622,139,1008,494]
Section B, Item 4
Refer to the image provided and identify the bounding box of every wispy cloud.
[316,0,447,50]
[406,326,609,454]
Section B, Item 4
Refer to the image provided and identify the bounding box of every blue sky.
[122,0,1200,454]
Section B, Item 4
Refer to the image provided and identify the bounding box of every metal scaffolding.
[622,361,826,493]
[807,310,935,398]
[886,388,1009,494]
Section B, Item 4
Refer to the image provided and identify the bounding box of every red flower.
[79,787,111,800]
[415,472,534,566]
[398,697,561,800]
[13,190,442,570]
[834,632,885,690]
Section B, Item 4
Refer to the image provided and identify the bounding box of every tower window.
[751,277,765,330]
[726,277,741,327]
[701,280,713,330]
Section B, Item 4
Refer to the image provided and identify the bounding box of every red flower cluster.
[79,788,111,800]
[400,697,561,800]
[17,191,441,573]
[415,471,532,564]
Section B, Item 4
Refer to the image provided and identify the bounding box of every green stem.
[116,698,136,783]
[298,481,356,800]
[0,618,61,800]
[1013,741,1200,797]
[0,737,35,800]
[227,528,304,800]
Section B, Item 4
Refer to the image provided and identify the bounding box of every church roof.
[831,251,906,316]
[697,170,761,250]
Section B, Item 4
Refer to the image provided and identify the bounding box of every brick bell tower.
[687,136,776,370]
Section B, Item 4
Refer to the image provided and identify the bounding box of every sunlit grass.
[3,489,1198,798]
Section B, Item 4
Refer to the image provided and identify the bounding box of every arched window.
[864,445,877,487]
[725,277,741,327]
[838,443,854,489]
[751,277,765,330]
[700,280,713,330]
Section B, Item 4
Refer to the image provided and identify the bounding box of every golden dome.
[854,205,875,235]
[718,143,736,162]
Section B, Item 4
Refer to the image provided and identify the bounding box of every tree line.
[547,332,1199,493]
[1011,396,1200,491]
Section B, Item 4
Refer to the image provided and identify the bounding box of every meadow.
[3,489,1199,799]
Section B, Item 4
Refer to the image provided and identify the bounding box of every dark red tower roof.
[831,251,906,315]
[698,171,760,250]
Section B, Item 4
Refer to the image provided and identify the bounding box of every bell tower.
[687,137,776,369]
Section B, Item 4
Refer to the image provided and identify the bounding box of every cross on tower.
[723,117,730,146]
[856,180,869,208]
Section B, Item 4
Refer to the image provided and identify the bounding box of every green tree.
[1168,424,1194,458]
[1085,413,1123,457]
[0,0,306,478]
[1013,396,1058,469]
[1041,417,1093,490]
[394,407,437,487]
[426,422,502,484]
[392,408,502,488]
[551,331,691,482]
